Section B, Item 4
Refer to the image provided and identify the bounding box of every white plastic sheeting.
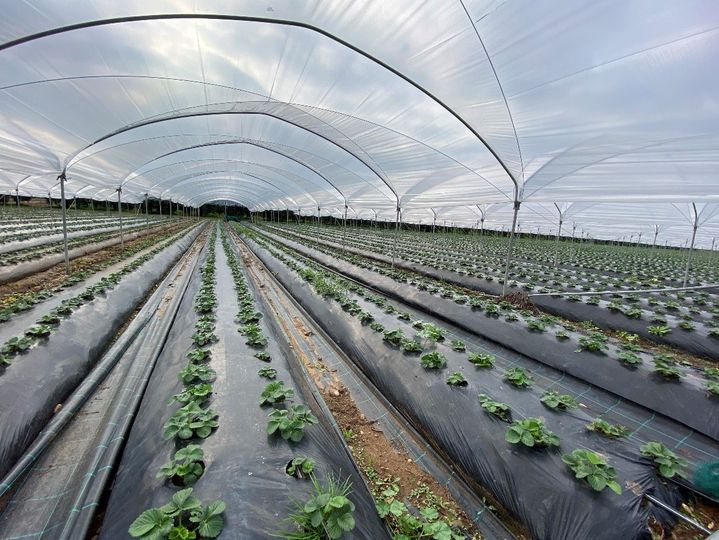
[0,1,717,244]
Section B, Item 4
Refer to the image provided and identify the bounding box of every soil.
[0,223,184,301]
[648,497,719,539]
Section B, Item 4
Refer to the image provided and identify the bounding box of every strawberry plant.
[180,364,216,385]
[254,351,271,362]
[617,351,642,366]
[504,367,533,388]
[172,384,213,405]
[526,319,546,332]
[640,442,688,478]
[260,381,295,406]
[128,488,225,539]
[450,339,465,352]
[419,323,445,342]
[267,404,318,443]
[36,313,61,325]
[286,457,315,479]
[505,418,560,448]
[369,321,385,333]
[446,372,468,386]
[23,323,54,340]
[678,321,695,331]
[705,380,719,396]
[705,367,719,381]
[562,449,622,494]
[157,445,205,487]
[555,331,569,341]
[163,402,219,440]
[478,394,511,422]
[586,418,629,438]
[540,391,578,410]
[186,348,211,363]
[383,328,405,346]
[647,325,671,336]
[420,351,446,369]
[400,338,423,353]
[258,367,278,379]
[467,352,495,368]
[652,357,683,379]
[1,335,35,354]
[576,332,607,353]
[192,330,216,347]
[278,475,355,539]
[358,311,374,324]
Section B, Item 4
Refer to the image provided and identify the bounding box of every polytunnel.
[0,2,718,540]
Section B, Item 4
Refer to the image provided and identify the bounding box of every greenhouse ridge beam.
[0,12,520,195]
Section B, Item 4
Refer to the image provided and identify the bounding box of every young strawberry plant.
[478,394,511,421]
[446,372,468,386]
[467,352,495,368]
[383,328,405,346]
[259,381,295,406]
[400,338,423,353]
[652,357,683,379]
[24,324,53,337]
[640,441,688,478]
[540,391,579,410]
[258,367,278,379]
[562,449,622,494]
[505,418,560,448]
[254,351,271,362]
[504,367,534,388]
[420,351,446,369]
[586,418,630,438]
[647,325,671,336]
[128,488,225,539]
[450,339,466,352]
[576,332,608,353]
[286,457,315,479]
[278,475,355,539]
[163,402,219,440]
[180,363,216,385]
[705,380,719,396]
[172,383,214,405]
[157,444,205,487]
[617,351,642,366]
[419,323,445,342]
[267,404,319,443]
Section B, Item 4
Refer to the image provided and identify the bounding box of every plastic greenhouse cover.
[0,1,718,243]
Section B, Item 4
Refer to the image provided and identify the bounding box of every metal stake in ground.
[59,172,70,274]
[117,186,124,248]
[501,200,521,296]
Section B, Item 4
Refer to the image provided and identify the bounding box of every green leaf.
[128,508,172,539]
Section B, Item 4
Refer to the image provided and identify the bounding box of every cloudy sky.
[0,1,717,244]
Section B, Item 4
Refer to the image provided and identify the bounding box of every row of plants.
[242,226,695,501]
[130,226,225,540]
[271,224,719,340]
[255,226,719,397]
[0,220,171,267]
[0,226,198,367]
[0,215,162,245]
[221,225,360,539]
[0,222,193,325]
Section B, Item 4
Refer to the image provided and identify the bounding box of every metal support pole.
[144,193,149,229]
[343,203,348,250]
[501,201,521,296]
[16,188,20,208]
[117,188,124,248]
[651,225,659,258]
[553,219,563,268]
[317,207,321,230]
[59,173,70,273]
[392,204,401,268]
[683,223,699,288]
